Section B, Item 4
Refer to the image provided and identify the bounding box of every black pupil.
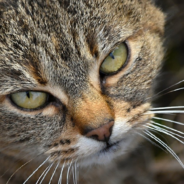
[26,91,30,98]
[109,52,115,59]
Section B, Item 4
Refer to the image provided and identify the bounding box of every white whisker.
[153,116,184,126]
[39,162,54,184]
[1,149,35,179]
[147,79,184,100]
[145,124,184,145]
[151,121,184,136]
[151,106,184,110]
[140,125,167,141]
[58,161,65,184]
[168,87,184,93]
[49,161,60,184]
[35,165,51,184]
[146,110,184,114]
[145,130,184,169]
[73,159,79,184]
[72,165,75,184]
[135,131,165,151]
[23,156,50,184]
[75,160,78,184]
[67,160,73,184]
[6,158,34,184]
[76,161,79,184]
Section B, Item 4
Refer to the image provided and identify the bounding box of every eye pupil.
[109,52,115,59]
[26,91,30,98]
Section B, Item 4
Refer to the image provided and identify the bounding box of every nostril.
[85,121,114,142]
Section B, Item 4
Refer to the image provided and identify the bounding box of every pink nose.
[85,121,114,142]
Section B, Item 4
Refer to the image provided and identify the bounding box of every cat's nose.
[84,121,114,142]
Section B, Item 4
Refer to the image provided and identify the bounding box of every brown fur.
[0,0,165,183]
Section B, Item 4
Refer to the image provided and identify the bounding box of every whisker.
[144,130,184,169]
[6,152,45,184]
[67,160,73,184]
[1,149,32,178]
[151,106,184,110]
[168,87,184,93]
[138,125,168,142]
[145,123,184,144]
[146,110,184,114]
[58,161,65,184]
[6,157,34,184]
[135,131,165,151]
[39,162,54,184]
[150,87,184,101]
[35,165,51,184]
[74,160,78,184]
[146,79,184,100]
[49,160,60,184]
[23,156,50,184]
[72,165,75,184]
[153,116,184,126]
[151,121,184,136]
[76,160,79,184]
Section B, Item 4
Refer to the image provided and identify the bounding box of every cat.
[0,0,181,183]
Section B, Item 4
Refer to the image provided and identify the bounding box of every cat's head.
[0,0,165,166]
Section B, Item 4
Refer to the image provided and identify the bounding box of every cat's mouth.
[100,141,120,153]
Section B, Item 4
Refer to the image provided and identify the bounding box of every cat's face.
[0,0,164,166]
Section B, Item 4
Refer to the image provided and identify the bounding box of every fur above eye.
[100,42,128,75]
[10,91,49,110]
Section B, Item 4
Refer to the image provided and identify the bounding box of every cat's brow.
[23,51,48,85]
[128,24,164,41]
[143,23,164,37]
[0,96,5,103]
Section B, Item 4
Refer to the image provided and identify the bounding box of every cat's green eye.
[100,43,128,74]
[10,91,48,110]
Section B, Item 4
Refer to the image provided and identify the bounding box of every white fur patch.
[76,118,136,166]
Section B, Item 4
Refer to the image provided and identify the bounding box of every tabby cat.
[1,0,179,183]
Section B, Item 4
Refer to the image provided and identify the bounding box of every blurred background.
[149,0,184,183]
